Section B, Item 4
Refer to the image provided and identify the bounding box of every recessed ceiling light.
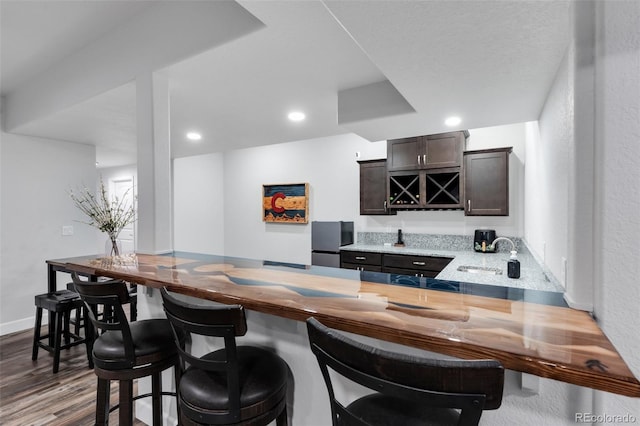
[186,132,202,141]
[444,116,462,127]
[288,111,306,122]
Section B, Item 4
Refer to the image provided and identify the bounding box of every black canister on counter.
[507,251,520,278]
[394,229,405,247]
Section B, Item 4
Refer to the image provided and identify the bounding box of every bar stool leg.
[32,307,43,360]
[276,405,288,426]
[95,377,110,426]
[83,306,94,369]
[130,300,137,322]
[119,379,134,426]
[72,307,82,335]
[52,312,62,374]
[174,362,182,422]
[151,372,163,425]
[63,310,71,346]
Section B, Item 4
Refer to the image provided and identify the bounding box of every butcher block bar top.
[47,252,640,398]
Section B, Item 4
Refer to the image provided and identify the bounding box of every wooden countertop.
[48,252,640,398]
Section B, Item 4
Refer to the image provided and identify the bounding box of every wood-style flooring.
[0,326,146,425]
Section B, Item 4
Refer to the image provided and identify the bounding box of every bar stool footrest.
[107,391,178,414]
[36,332,86,354]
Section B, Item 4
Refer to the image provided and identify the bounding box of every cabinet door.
[387,137,421,171]
[424,132,464,168]
[359,160,395,215]
[464,148,511,216]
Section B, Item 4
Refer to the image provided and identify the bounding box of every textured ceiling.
[0,0,571,168]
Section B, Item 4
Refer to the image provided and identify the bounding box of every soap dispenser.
[508,250,520,279]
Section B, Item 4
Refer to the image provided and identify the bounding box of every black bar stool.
[307,317,505,426]
[161,287,290,426]
[68,279,137,321]
[72,273,179,426]
[32,289,92,373]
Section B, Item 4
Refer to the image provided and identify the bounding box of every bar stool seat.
[32,289,92,373]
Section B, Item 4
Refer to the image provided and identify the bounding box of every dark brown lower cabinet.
[382,254,452,277]
[463,147,512,216]
[340,251,382,272]
[341,250,452,277]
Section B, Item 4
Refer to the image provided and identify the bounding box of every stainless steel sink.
[456,265,503,275]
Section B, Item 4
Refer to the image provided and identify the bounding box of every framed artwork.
[263,183,309,223]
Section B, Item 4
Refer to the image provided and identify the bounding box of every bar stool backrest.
[307,317,504,426]
[71,272,134,369]
[160,287,248,424]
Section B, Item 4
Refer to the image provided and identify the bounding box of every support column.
[565,0,596,311]
[136,72,172,254]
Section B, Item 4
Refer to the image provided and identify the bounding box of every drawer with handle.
[340,251,382,266]
[383,254,452,272]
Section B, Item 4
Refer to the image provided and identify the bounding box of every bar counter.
[47,251,640,398]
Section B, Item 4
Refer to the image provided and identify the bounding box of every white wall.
[521,0,640,420]
[525,47,572,285]
[593,0,640,417]
[173,153,225,255]
[221,133,385,264]
[0,129,98,334]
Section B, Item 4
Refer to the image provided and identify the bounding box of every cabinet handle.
[423,154,426,164]
[417,155,421,165]
[355,256,366,260]
[412,261,426,266]
[384,200,387,212]
[467,200,471,212]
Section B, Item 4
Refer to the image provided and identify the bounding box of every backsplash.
[356,232,529,255]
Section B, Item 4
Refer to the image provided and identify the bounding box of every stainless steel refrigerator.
[311,221,354,267]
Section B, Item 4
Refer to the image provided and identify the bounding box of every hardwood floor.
[0,326,146,425]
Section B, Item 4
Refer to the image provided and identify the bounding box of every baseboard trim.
[0,316,38,336]
[563,292,593,312]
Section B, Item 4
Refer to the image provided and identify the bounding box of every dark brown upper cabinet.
[463,147,512,216]
[358,159,396,215]
[386,131,467,210]
[386,131,467,172]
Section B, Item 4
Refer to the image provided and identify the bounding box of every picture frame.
[262,183,309,223]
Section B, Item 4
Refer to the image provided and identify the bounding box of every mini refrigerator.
[311,221,354,267]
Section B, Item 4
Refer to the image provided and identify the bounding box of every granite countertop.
[341,243,564,292]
